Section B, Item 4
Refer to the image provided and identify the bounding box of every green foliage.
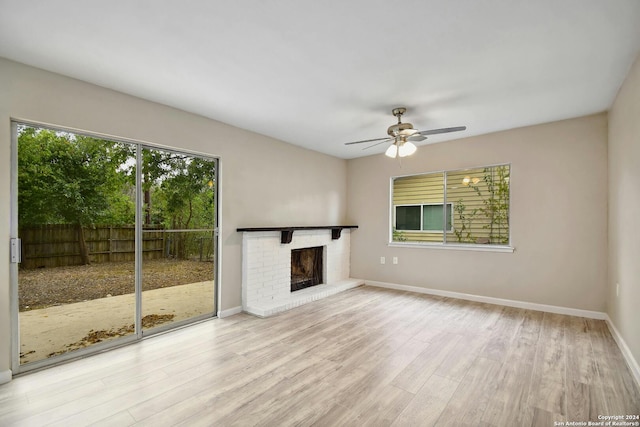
[142,149,216,259]
[143,150,216,230]
[18,126,135,227]
[453,200,477,243]
[453,166,510,244]
[18,125,217,261]
[392,228,407,242]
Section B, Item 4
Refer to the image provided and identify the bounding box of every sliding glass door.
[140,147,217,332]
[11,122,218,372]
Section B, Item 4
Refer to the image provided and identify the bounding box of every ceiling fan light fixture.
[343,107,466,160]
[398,141,417,157]
[385,144,398,158]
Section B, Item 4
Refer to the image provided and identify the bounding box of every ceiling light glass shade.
[462,176,471,186]
[398,141,417,157]
[385,144,398,158]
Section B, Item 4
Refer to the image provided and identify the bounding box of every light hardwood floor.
[1,285,638,426]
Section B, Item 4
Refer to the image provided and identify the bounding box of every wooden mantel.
[237,225,358,244]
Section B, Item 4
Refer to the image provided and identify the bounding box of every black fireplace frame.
[290,246,324,292]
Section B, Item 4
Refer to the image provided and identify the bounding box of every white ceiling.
[1,1,639,159]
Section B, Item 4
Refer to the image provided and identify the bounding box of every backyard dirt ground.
[18,259,213,310]
[19,281,215,363]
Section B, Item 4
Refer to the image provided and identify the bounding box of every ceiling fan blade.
[417,126,467,136]
[408,135,427,142]
[344,137,391,145]
[362,139,393,150]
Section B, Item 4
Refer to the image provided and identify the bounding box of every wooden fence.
[19,224,165,269]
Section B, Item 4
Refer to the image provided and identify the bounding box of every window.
[395,205,421,230]
[391,164,510,247]
[395,203,453,232]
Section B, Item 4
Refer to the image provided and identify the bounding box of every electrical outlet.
[393,257,398,265]
[380,256,385,265]
[616,283,620,297]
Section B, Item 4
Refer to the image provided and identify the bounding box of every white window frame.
[389,164,514,253]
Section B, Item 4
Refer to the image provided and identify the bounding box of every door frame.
[10,119,220,374]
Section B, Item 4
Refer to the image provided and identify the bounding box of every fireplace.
[291,246,323,292]
[238,227,362,317]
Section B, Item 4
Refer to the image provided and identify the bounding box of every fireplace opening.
[291,246,323,292]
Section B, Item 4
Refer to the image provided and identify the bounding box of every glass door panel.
[141,147,216,332]
[16,124,137,366]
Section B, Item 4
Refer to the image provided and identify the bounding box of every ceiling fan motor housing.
[387,122,416,137]
[388,107,418,137]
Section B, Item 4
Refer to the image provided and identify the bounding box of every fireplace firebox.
[291,246,323,292]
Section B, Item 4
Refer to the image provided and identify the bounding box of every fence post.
[162,229,166,259]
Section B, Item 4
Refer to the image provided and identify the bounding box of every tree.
[18,126,135,263]
[143,150,216,259]
[17,125,216,265]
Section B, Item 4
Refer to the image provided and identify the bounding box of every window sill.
[388,242,515,253]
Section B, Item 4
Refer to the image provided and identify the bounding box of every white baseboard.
[364,280,607,320]
[604,315,640,388]
[0,369,11,385]
[218,306,242,319]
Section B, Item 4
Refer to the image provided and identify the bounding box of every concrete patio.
[18,281,214,364]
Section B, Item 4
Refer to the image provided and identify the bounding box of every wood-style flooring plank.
[434,332,488,382]
[479,306,525,362]
[565,316,598,385]
[435,356,502,426]
[391,374,460,427]
[587,318,640,414]
[314,384,413,427]
[527,312,568,416]
[481,309,543,426]
[530,407,565,427]
[89,410,137,427]
[0,286,638,427]
[391,332,463,394]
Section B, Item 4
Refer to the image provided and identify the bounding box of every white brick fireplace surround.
[239,227,363,317]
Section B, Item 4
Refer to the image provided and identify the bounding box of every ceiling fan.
[344,107,467,158]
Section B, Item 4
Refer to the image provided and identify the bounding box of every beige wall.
[347,114,608,311]
[0,58,348,375]
[608,54,640,367]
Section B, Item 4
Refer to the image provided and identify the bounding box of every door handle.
[10,238,21,263]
